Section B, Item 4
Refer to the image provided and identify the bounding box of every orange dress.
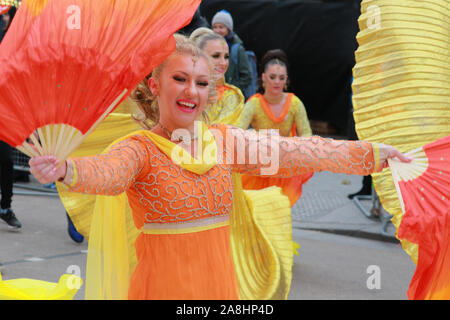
[238,93,314,206]
[66,124,378,299]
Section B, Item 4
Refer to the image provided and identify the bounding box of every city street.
[290,228,414,299]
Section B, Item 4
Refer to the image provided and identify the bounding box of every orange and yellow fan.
[352,0,449,299]
[0,0,201,161]
[388,135,450,299]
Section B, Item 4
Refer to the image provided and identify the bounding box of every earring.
[284,84,288,91]
[202,110,210,124]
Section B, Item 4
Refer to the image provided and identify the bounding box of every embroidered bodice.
[67,124,376,228]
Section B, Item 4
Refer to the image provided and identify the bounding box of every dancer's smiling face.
[149,52,211,131]
[203,38,229,80]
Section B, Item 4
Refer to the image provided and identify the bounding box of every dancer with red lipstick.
[239,49,314,206]
[189,27,245,126]
[240,49,312,138]
[28,34,410,300]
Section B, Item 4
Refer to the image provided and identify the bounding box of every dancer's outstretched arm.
[29,136,149,195]
[213,125,410,177]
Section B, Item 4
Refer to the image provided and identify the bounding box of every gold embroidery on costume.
[212,125,374,177]
[70,135,234,227]
[69,126,375,227]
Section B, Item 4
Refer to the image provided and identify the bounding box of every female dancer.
[239,49,313,206]
[29,34,410,300]
[239,49,311,137]
[58,29,242,245]
[189,27,245,126]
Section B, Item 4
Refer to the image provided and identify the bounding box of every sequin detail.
[69,127,375,227]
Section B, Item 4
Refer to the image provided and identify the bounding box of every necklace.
[263,93,284,105]
[158,123,197,143]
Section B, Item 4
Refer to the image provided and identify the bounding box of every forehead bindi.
[266,63,287,76]
[165,54,210,78]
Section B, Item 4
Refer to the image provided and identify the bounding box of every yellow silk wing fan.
[352,0,449,264]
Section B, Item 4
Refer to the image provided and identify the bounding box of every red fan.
[389,135,450,299]
[0,0,200,160]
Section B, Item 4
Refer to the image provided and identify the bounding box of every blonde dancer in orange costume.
[189,27,245,126]
[29,35,411,300]
[239,49,313,206]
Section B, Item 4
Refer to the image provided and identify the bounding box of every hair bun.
[261,49,289,71]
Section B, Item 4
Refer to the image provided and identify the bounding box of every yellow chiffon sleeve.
[206,84,245,126]
[292,96,312,137]
[238,97,257,129]
[84,191,138,299]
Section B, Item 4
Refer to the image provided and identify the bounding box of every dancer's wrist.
[59,160,73,185]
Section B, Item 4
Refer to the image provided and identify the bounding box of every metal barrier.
[12,148,30,173]
[353,185,393,237]
[12,149,58,197]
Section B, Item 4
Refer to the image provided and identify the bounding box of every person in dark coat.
[211,10,252,94]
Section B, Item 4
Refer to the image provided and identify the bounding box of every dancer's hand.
[29,156,67,184]
[376,143,412,172]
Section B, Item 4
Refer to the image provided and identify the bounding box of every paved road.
[290,229,415,300]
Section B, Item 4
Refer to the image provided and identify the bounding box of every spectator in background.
[3,6,30,184]
[0,6,21,229]
[0,142,21,229]
[211,10,252,96]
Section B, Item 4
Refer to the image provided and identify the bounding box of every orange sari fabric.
[129,227,239,300]
[67,125,376,299]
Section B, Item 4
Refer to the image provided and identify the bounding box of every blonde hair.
[189,27,225,51]
[130,33,217,129]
